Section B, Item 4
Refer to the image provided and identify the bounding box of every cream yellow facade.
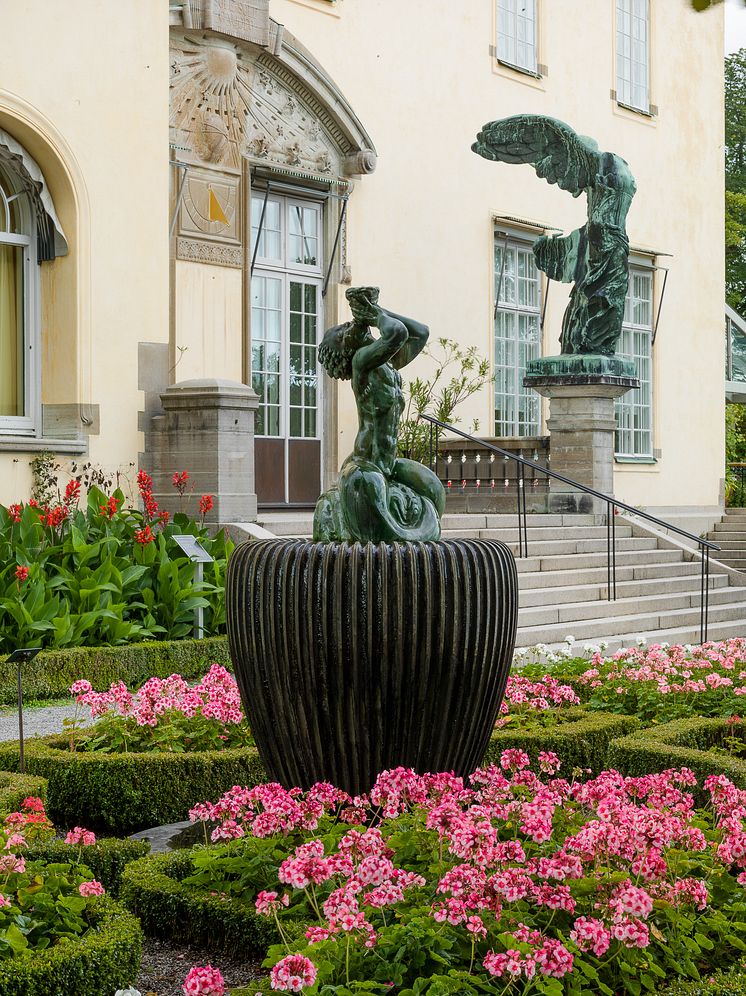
[0,0,726,519]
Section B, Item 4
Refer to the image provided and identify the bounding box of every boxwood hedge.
[0,898,142,996]
[0,634,230,704]
[659,970,746,995]
[24,837,150,897]
[485,709,640,773]
[0,736,266,833]
[120,849,281,955]
[0,770,47,817]
[609,717,746,789]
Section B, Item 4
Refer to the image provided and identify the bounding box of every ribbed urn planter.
[227,539,518,796]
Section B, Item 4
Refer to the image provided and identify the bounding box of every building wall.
[0,0,168,504]
[270,0,726,510]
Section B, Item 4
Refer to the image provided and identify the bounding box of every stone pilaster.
[143,378,259,525]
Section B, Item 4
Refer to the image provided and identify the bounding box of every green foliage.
[0,899,142,996]
[611,717,746,789]
[0,488,233,653]
[397,338,493,464]
[23,838,150,898]
[0,735,267,833]
[0,771,47,818]
[0,635,229,705]
[727,50,746,318]
[120,850,280,955]
[486,709,640,773]
[660,967,746,995]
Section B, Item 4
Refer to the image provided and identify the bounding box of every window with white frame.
[616,0,650,113]
[496,0,538,75]
[250,192,322,440]
[0,161,36,434]
[615,267,654,458]
[494,233,542,437]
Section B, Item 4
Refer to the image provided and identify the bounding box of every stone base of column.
[143,378,259,525]
[524,360,638,515]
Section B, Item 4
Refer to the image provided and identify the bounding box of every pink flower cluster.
[78,879,105,897]
[65,826,96,846]
[182,964,225,996]
[578,638,746,699]
[498,673,580,724]
[191,760,746,991]
[70,664,243,728]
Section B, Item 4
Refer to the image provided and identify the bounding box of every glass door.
[250,191,323,506]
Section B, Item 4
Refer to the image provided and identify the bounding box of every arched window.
[0,132,67,435]
[0,159,35,430]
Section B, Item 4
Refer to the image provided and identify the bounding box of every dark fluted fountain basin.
[226,539,518,796]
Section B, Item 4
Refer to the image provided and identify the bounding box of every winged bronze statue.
[473,115,637,356]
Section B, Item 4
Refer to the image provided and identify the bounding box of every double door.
[250,191,323,506]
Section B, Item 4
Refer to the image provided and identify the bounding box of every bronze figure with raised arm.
[313,286,446,543]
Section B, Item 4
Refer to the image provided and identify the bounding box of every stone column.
[524,356,638,514]
[143,378,259,525]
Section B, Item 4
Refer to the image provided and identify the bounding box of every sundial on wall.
[179,169,239,243]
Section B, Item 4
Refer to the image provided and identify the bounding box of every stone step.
[441,535,649,556]
[440,525,633,542]
[713,520,746,532]
[518,585,746,628]
[516,600,746,647]
[518,560,705,590]
[715,558,746,571]
[726,508,746,515]
[706,535,746,546]
[441,513,606,530]
[519,571,728,607]
[515,548,681,575]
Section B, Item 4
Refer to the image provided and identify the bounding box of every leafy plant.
[398,338,493,465]
[0,473,231,652]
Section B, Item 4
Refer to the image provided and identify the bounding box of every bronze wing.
[472,114,601,197]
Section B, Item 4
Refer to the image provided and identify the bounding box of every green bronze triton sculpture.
[473,114,638,379]
[312,286,446,543]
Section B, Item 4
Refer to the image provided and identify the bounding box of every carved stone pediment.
[170,25,376,179]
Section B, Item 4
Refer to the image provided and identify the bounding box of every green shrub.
[0,735,266,833]
[0,635,229,704]
[610,717,746,789]
[120,850,280,955]
[23,837,150,897]
[486,709,640,773]
[0,898,142,996]
[0,770,47,817]
[659,968,746,995]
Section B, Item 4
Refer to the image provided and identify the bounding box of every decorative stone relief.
[176,237,243,268]
[178,167,240,243]
[170,33,344,178]
[204,0,270,46]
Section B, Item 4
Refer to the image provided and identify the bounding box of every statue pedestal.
[524,356,638,514]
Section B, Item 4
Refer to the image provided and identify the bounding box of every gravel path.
[137,938,264,995]
[0,702,92,741]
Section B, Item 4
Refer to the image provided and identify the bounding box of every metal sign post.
[6,648,42,773]
[172,535,214,639]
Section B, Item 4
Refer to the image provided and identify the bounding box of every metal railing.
[419,414,721,644]
[728,463,746,508]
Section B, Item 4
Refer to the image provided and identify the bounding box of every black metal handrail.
[419,414,721,644]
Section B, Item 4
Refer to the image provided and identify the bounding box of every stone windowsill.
[0,435,88,454]
[615,455,657,465]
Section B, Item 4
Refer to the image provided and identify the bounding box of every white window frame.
[615,265,654,460]
[496,0,538,75]
[250,191,324,443]
[616,0,650,114]
[0,162,39,436]
[494,230,542,438]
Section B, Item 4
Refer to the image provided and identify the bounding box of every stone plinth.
[524,358,638,514]
[143,378,259,525]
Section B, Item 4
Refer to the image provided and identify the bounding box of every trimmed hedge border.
[0,736,265,834]
[0,897,142,996]
[0,770,47,817]
[0,635,230,704]
[485,710,640,773]
[658,970,746,995]
[120,849,281,956]
[609,717,746,789]
[24,837,150,897]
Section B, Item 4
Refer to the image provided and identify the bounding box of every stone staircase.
[705,508,746,572]
[253,511,746,652]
